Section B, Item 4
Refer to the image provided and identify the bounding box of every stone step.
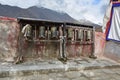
[0,58,119,78]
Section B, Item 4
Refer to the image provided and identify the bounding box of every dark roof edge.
[17,17,93,28]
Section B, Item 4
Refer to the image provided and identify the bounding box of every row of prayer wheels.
[22,24,92,41]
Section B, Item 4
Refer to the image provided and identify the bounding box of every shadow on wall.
[104,41,120,62]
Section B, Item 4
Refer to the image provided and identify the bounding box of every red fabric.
[0,16,16,21]
[105,21,110,35]
[105,2,113,36]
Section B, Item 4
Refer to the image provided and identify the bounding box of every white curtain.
[108,7,120,41]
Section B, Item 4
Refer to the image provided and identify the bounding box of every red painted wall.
[95,32,106,57]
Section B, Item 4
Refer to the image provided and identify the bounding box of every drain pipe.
[61,23,67,62]
[58,23,67,62]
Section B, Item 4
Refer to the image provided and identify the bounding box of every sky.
[0,0,110,24]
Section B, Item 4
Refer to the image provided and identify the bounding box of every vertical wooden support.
[83,29,86,43]
[62,23,67,58]
[74,29,76,42]
[14,23,24,64]
[59,26,63,58]
[35,25,37,40]
[89,26,97,59]
[47,27,50,40]
[18,23,22,56]
[58,23,67,61]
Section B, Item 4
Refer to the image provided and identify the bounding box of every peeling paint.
[95,32,106,57]
[0,20,19,61]
[0,18,106,62]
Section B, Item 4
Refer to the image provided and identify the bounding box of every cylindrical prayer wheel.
[67,28,73,39]
[77,29,83,41]
[51,26,58,39]
[26,26,32,37]
[39,26,45,38]
[87,30,91,41]
[22,24,32,38]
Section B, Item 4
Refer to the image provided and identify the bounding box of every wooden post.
[89,26,97,59]
[62,23,67,59]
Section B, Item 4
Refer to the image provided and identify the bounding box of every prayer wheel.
[51,26,58,39]
[77,29,83,41]
[87,30,91,41]
[22,24,32,38]
[39,26,45,38]
[67,28,73,39]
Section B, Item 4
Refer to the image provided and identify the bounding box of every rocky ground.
[0,57,120,80]
[1,68,120,80]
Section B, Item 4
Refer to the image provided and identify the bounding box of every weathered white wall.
[104,41,120,62]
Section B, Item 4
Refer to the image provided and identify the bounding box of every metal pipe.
[58,24,67,62]
[58,23,67,62]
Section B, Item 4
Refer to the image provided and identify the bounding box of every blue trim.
[106,3,120,42]
[113,2,120,7]
[106,38,120,42]
[106,5,114,40]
